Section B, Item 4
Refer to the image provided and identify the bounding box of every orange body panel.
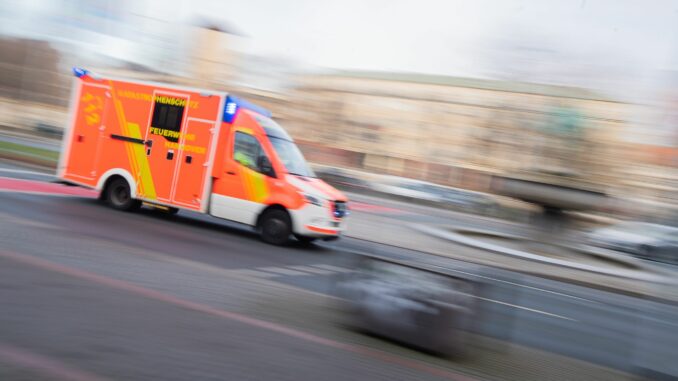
[61,75,222,211]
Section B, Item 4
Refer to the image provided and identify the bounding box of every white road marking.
[288,265,335,275]
[473,296,578,321]
[231,269,278,278]
[258,267,309,276]
[416,262,598,304]
[312,264,353,273]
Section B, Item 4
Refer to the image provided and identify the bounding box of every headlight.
[303,193,323,207]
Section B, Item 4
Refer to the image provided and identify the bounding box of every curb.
[339,233,678,303]
[448,227,648,270]
[331,182,532,222]
[411,223,669,283]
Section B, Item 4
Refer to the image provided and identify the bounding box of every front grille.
[332,201,347,219]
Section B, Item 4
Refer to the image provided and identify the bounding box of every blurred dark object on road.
[335,255,478,357]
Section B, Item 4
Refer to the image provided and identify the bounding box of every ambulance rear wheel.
[259,209,292,245]
[105,177,141,212]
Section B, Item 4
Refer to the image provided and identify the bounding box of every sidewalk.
[343,193,676,300]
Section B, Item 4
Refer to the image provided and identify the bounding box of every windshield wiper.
[288,172,315,178]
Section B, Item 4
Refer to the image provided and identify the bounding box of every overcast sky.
[186,0,678,81]
[3,0,678,97]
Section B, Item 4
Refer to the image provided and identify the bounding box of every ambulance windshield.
[269,137,315,178]
[256,115,315,178]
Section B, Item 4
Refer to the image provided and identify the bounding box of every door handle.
[185,155,192,164]
[166,151,174,160]
[226,171,236,175]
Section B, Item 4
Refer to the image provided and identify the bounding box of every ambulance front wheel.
[105,177,141,212]
[259,209,292,245]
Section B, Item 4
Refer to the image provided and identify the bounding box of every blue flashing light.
[222,100,239,123]
[72,67,88,78]
[222,95,272,124]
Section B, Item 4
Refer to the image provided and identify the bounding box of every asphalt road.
[0,162,676,380]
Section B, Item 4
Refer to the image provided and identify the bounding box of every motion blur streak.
[0,343,111,381]
[0,249,477,381]
[0,176,97,197]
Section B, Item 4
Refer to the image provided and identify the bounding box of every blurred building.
[189,20,242,89]
[286,71,628,191]
[0,39,67,106]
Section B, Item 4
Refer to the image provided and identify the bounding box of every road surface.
[0,162,672,380]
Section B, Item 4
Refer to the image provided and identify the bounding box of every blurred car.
[372,177,497,212]
[315,167,370,191]
[587,221,678,263]
[433,186,497,212]
[372,178,443,202]
[335,256,477,357]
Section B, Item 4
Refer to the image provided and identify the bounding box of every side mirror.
[258,156,276,178]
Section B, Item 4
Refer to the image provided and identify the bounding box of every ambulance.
[58,68,348,245]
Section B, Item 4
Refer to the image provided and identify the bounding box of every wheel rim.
[264,217,287,241]
[111,185,130,206]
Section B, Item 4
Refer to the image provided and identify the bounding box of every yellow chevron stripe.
[126,122,156,199]
[108,81,157,199]
[111,97,140,185]
[249,171,268,202]
[240,168,268,203]
[241,168,254,200]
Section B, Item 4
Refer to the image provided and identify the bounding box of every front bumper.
[290,204,347,237]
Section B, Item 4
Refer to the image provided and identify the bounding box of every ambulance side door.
[144,94,188,203]
[172,118,214,210]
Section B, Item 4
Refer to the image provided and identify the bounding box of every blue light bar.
[222,95,272,123]
[72,67,89,78]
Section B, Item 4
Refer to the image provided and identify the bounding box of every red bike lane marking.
[0,177,97,198]
[0,177,408,216]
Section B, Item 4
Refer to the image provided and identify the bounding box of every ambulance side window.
[233,132,272,176]
[151,99,185,143]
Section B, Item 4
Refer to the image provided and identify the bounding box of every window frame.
[150,99,186,142]
[232,131,275,177]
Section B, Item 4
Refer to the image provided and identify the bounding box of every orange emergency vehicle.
[58,68,348,244]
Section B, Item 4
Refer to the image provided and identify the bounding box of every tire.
[105,177,141,211]
[294,234,317,245]
[259,209,292,245]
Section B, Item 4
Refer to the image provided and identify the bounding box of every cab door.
[172,118,214,210]
[211,129,275,225]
